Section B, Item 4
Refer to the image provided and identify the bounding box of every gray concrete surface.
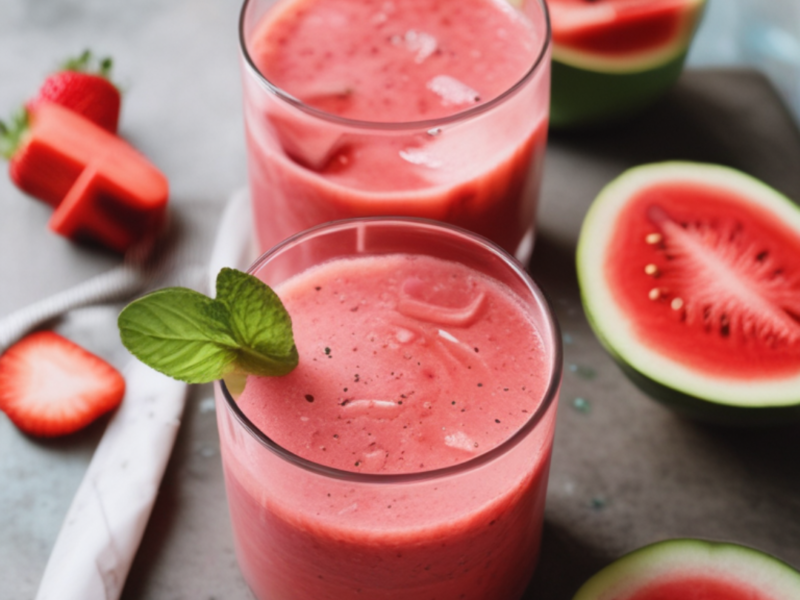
[1,2,799,599]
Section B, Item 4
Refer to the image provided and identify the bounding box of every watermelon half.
[549,0,707,128]
[573,539,800,600]
[577,162,800,425]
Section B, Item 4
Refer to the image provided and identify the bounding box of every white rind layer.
[577,162,800,408]
[573,539,800,600]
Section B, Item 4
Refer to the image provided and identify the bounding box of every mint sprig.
[118,268,298,384]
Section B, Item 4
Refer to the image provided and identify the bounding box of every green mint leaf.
[117,269,298,384]
[216,267,299,377]
[118,287,239,383]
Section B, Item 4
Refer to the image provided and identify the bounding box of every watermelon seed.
[648,288,662,301]
[645,233,662,245]
[670,297,684,311]
[644,264,659,276]
[720,315,730,337]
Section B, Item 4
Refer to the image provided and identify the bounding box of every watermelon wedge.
[577,162,800,425]
[573,539,800,600]
[549,0,707,128]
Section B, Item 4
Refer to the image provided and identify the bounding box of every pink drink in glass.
[215,218,562,599]
[239,0,551,262]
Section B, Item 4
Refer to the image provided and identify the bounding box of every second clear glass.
[239,0,552,263]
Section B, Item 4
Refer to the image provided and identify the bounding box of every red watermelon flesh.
[606,181,800,380]
[627,574,773,600]
[549,0,692,56]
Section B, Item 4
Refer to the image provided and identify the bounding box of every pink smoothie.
[241,0,550,259]
[216,253,559,599]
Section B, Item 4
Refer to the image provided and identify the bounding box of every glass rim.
[219,216,563,484]
[238,0,552,131]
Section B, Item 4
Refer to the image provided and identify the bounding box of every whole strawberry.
[27,49,121,133]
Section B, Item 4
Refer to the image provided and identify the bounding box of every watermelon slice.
[577,162,800,424]
[574,539,800,600]
[549,0,707,128]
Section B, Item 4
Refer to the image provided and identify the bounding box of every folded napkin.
[35,362,187,600]
[35,189,255,600]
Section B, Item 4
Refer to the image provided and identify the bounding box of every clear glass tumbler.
[238,0,551,263]
[215,217,562,600]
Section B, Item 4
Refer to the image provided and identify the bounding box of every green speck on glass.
[590,496,606,510]
[569,363,596,380]
[572,397,591,413]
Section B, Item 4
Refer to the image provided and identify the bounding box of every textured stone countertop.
[2,2,800,599]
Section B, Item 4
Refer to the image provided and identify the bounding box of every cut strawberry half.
[0,331,125,437]
[1,102,169,252]
[27,50,121,133]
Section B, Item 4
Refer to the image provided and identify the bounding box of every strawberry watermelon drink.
[215,218,562,600]
[239,0,551,263]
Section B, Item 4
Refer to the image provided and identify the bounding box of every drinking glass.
[239,0,551,263]
[215,217,562,600]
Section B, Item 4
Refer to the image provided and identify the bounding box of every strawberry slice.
[0,102,169,252]
[27,50,121,133]
[0,331,125,437]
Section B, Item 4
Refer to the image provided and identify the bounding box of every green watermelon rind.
[583,302,800,426]
[549,0,707,128]
[576,162,800,423]
[550,52,687,129]
[573,539,800,600]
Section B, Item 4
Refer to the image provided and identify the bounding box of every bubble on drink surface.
[293,81,353,102]
[397,283,485,327]
[444,431,479,453]
[437,329,460,344]
[338,502,359,515]
[358,447,389,471]
[341,399,403,420]
[399,148,443,169]
[427,75,481,106]
[372,1,397,25]
[395,327,416,343]
[391,29,438,63]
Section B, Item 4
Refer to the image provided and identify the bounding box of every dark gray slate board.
[525,68,800,599]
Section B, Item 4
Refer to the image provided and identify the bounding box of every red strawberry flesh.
[8,103,169,252]
[0,331,125,437]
